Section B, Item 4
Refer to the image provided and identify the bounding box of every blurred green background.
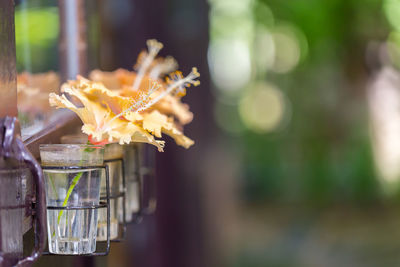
[15,0,59,73]
[208,0,400,266]
[209,0,385,204]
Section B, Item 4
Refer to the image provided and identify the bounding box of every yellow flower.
[67,76,156,117]
[152,93,193,125]
[89,39,198,125]
[85,39,201,149]
[89,68,195,125]
[81,76,195,149]
[145,68,200,125]
[141,110,194,149]
[49,77,165,151]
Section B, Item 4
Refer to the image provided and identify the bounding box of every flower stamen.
[137,67,200,112]
[101,80,161,131]
[149,56,178,79]
[132,39,163,91]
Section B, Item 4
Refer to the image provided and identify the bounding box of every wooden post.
[0,0,18,119]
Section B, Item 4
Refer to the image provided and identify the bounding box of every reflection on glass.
[15,0,60,139]
[17,72,60,139]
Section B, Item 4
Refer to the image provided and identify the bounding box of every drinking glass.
[40,144,104,255]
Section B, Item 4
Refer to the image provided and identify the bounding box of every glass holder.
[139,166,156,215]
[40,165,111,256]
[104,157,127,242]
[137,144,157,216]
[126,144,144,225]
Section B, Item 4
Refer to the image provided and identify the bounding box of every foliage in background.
[208,0,387,204]
[15,3,59,73]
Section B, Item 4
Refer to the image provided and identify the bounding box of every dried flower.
[49,77,165,151]
[141,110,194,149]
[85,39,201,149]
[138,68,200,112]
[89,68,194,125]
[80,76,195,149]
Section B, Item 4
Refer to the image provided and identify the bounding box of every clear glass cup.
[60,135,125,241]
[123,144,140,222]
[97,143,124,241]
[40,144,104,255]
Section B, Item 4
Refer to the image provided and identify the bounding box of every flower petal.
[142,110,194,149]
[51,79,165,151]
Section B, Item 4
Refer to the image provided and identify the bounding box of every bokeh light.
[270,24,306,74]
[208,38,252,93]
[208,0,253,15]
[239,82,289,133]
[368,67,400,192]
[253,1,274,28]
[254,26,275,76]
[384,0,400,32]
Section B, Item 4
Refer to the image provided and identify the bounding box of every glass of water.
[40,144,104,255]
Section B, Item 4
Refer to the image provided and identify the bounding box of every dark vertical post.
[0,0,18,119]
[99,0,211,266]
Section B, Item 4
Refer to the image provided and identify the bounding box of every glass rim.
[39,144,104,150]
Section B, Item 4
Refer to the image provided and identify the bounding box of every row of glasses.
[39,137,156,255]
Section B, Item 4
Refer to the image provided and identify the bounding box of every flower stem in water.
[52,172,83,237]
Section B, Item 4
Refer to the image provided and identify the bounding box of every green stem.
[57,172,83,225]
